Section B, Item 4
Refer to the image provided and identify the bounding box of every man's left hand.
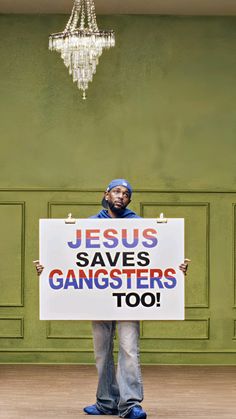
[179,258,191,276]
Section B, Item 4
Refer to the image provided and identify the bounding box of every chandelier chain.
[64,1,78,32]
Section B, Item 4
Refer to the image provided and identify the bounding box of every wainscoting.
[0,189,236,364]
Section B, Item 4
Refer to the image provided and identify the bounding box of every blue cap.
[102,179,133,208]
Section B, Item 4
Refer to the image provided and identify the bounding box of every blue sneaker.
[124,406,147,419]
[83,404,105,415]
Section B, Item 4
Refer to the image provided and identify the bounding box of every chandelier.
[49,0,115,100]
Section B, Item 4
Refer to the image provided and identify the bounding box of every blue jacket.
[90,208,141,219]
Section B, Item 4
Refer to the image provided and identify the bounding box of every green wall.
[0,15,236,364]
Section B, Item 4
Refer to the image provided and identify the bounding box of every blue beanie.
[102,179,132,208]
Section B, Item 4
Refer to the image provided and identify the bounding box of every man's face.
[104,185,131,213]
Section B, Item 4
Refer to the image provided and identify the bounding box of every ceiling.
[0,0,236,15]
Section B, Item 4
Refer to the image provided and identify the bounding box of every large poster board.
[39,218,184,320]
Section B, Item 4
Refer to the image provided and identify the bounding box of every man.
[35,179,189,419]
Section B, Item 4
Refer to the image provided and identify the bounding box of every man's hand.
[179,258,191,276]
[33,260,44,276]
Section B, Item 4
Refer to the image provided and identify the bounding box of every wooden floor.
[0,365,236,418]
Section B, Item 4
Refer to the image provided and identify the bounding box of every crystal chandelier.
[49,0,115,100]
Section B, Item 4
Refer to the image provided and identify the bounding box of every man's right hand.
[33,260,44,276]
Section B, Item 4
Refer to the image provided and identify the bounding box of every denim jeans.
[92,320,143,417]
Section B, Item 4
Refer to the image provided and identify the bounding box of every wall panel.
[142,319,209,340]
[46,321,92,339]
[0,203,24,307]
[234,204,236,308]
[0,317,23,338]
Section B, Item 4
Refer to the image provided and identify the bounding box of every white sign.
[39,218,184,320]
